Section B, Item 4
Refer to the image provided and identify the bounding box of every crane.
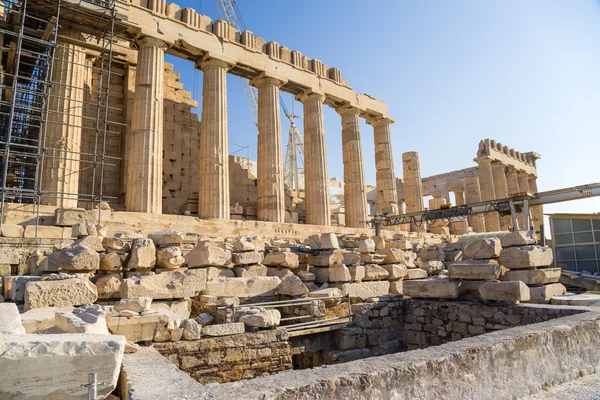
[366,182,600,237]
[213,0,305,191]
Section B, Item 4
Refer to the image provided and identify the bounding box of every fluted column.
[252,75,285,222]
[528,176,543,235]
[125,37,166,213]
[298,91,330,226]
[42,29,87,207]
[517,171,531,230]
[491,162,511,231]
[465,177,486,233]
[475,157,500,231]
[402,151,425,232]
[506,166,519,195]
[368,117,399,215]
[337,104,368,228]
[449,187,469,235]
[198,58,232,219]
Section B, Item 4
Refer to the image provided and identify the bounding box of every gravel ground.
[525,374,600,399]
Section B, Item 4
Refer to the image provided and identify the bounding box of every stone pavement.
[525,373,600,400]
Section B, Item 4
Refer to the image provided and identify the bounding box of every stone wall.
[153,328,292,384]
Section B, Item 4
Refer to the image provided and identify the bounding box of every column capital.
[366,116,394,127]
[296,89,325,104]
[335,103,361,117]
[137,36,167,50]
[516,169,529,177]
[474,156,493,164]
[197,56,234,71]
[250,72,287,89]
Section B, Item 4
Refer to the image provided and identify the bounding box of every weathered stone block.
[24,278,98,310]
[308,249,344,267]
[417,247,445,262]
[266,267,294,280]
[1,224,23,238]
[377,248,405,264]
[262,252,299,268]
[59,245,100,271]
[447,260,501,280]
[234,264,268,277]
[502,267,561,285]
[405,268,428,280]
[420,260,444,275]
[6,275,41,302]
[20,307,73,333]
[148,229,184,247]
[360,253,386,264]
[343,252,361,266]
[106,313,171,342]
[156,246,185,269]
[232,251,263,266]
[334,281,390,300]
[389,280,403,295]
[527,283,566,304]
[55,304,109,334]
[127,238,157,270]
[330,264,351,282]
[358,239,375,254]
[185,246,232,267]
[204,276,281,298]
[239,308,281,328]
[114,297,152,313]
[499,246,553,269]
[95,274,121,299]
[206,266,235,280]
[347,265,365,281]
[119,269,207,300]
[311,267,330,283]
[278,275,309,296]
[479,281,530,303]
[54,208,90,226]
[381,264,407,280]
[363,265,389,281]
[501,230,537,248]
[403,279,464,299]
[23,225,66,239]
[100,252,123,271]
[464,238,501,260]
[202,322,245,336]
[319,233,340,250]
[0,303,25,334]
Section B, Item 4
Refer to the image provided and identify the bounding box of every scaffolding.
[0,0,130,235]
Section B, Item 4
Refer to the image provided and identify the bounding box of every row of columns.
[124,38,398,227]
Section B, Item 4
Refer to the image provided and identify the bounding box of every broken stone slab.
[0,333,125,399]
[501,230,537,248]
[106,312,171,342]
[54,208,90,226]
[417,247,445,262]
[499,245,554,269]
[348,265,366,281]
[151,299,192,319]
[389,280,403,295]
[6,275,42,302]
[381,264,407,280]
[233,238,255,252]
[551,293,600,306]
[232,251,263,266]
[360,253,386,264]
[363,265,389,281]
[100,252,123,271]
[24,278,98,310]
[55,304,109,334]
[343,252,361,266]
[464,238,501,260]
[119,269,207,300]
[403,279,464,299]
[447,260,502,280]
[59,245,100,271]
[127,238,157,270]
[308,249,344,267]
[202,322,245,336]
[319,233,340,250]
[73,236,105,252]
[237,307,281,328]
[334,281,390,300]
[185,246,232,268]
[156,246,185,269]
[95,274,122,299]
[181,318,202,340]
[502,267,561,285]
[377,248,405,264]
[206,266,235,280]
[234,264,268,277]
[479,281,530,303]
[103,237,127,251]
[405,268,428,280]
[420,260,445,275]
[204,276,281,298]
[262,252,300,268]
[330,264,352,282]
[1,224,24,238]
[148,229,184,247]
[527,283,567,304]
[0,303,26,334]
[358,239,375,254]
[20,306,74,333]
[114,297,152,313]
[278,275,309,296]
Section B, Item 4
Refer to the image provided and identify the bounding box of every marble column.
[491,162,511,231]
[252,75,285,222]
[528,175,543,235]
[337,104,368,228]
[465,177,486,233]
[449,187,469,235]
[298,91,330,226]
[198,58,232,219]
[368,117,399,216]
[475,157,500,232]
[517,171,531,230]
[42,29,87,207]
[125,37,166,213]
[506,166,519,195]
[402,151,425,232]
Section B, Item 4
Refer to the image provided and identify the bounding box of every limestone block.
[393,240,413,251]
[103,237,127,251]
[405,268,428,280]
[420,260,445,275]
[185,246,232,267]
[7,276,42,302]
[238,308,281,328]
[156,246,185,268]
[233,239,255,252]
[527,283,567,304]
[266,268,294,280]
[204,276,281,298]
[311,267,330,283]
[400,252,417,268]
[499,246,553,269]
[234,264,268,277]
[348,265,365,281]
[20,307,73,333]
[128,238,157,269]
[334,281,390,300]
[358,239,375,254]
[206,266,235,280]
[148,229,184,247]
[464,238,501,260]
[502,267,561,285]
[181,318,202,340]
[417,247,445,262]
[308,249,344,267]
[298,271,315,281]
[23,225,65,239]
[363,265,389,281]
[278,275,309,296]
[55,304,109,334]
[232,251,264,266]
[38,252,61,273]
[319,233,340,250]
[262,252,299,268]
[59,245,100,271]
[447,260,501,280]
[403,279,464,299]
[73,236,105,252]
[100,253,123,271]
[308,287,343,301]
[389,280,403,295]
[308,234,321,250]
[381,264,407,280]
[0,334,125,399]
[343,252,361,266]
[251,238,266,252]
[1,224,23,238]
[330,264,352,282]
[95,274,122,299]
[115,297,152,313]
[25,278,97,311]
[119,269,207,300]
[377,248,404,264]
[54,208,89,226]
[152,299,192,319]
[360,253,386,264]
[479,281,530,303]
[106,313,170,342]
[372,236,386,251]
[0,303,26,334]
[202,322,245,336]
[501,230,537,248]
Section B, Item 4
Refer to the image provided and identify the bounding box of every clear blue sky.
[166,0,600,223]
